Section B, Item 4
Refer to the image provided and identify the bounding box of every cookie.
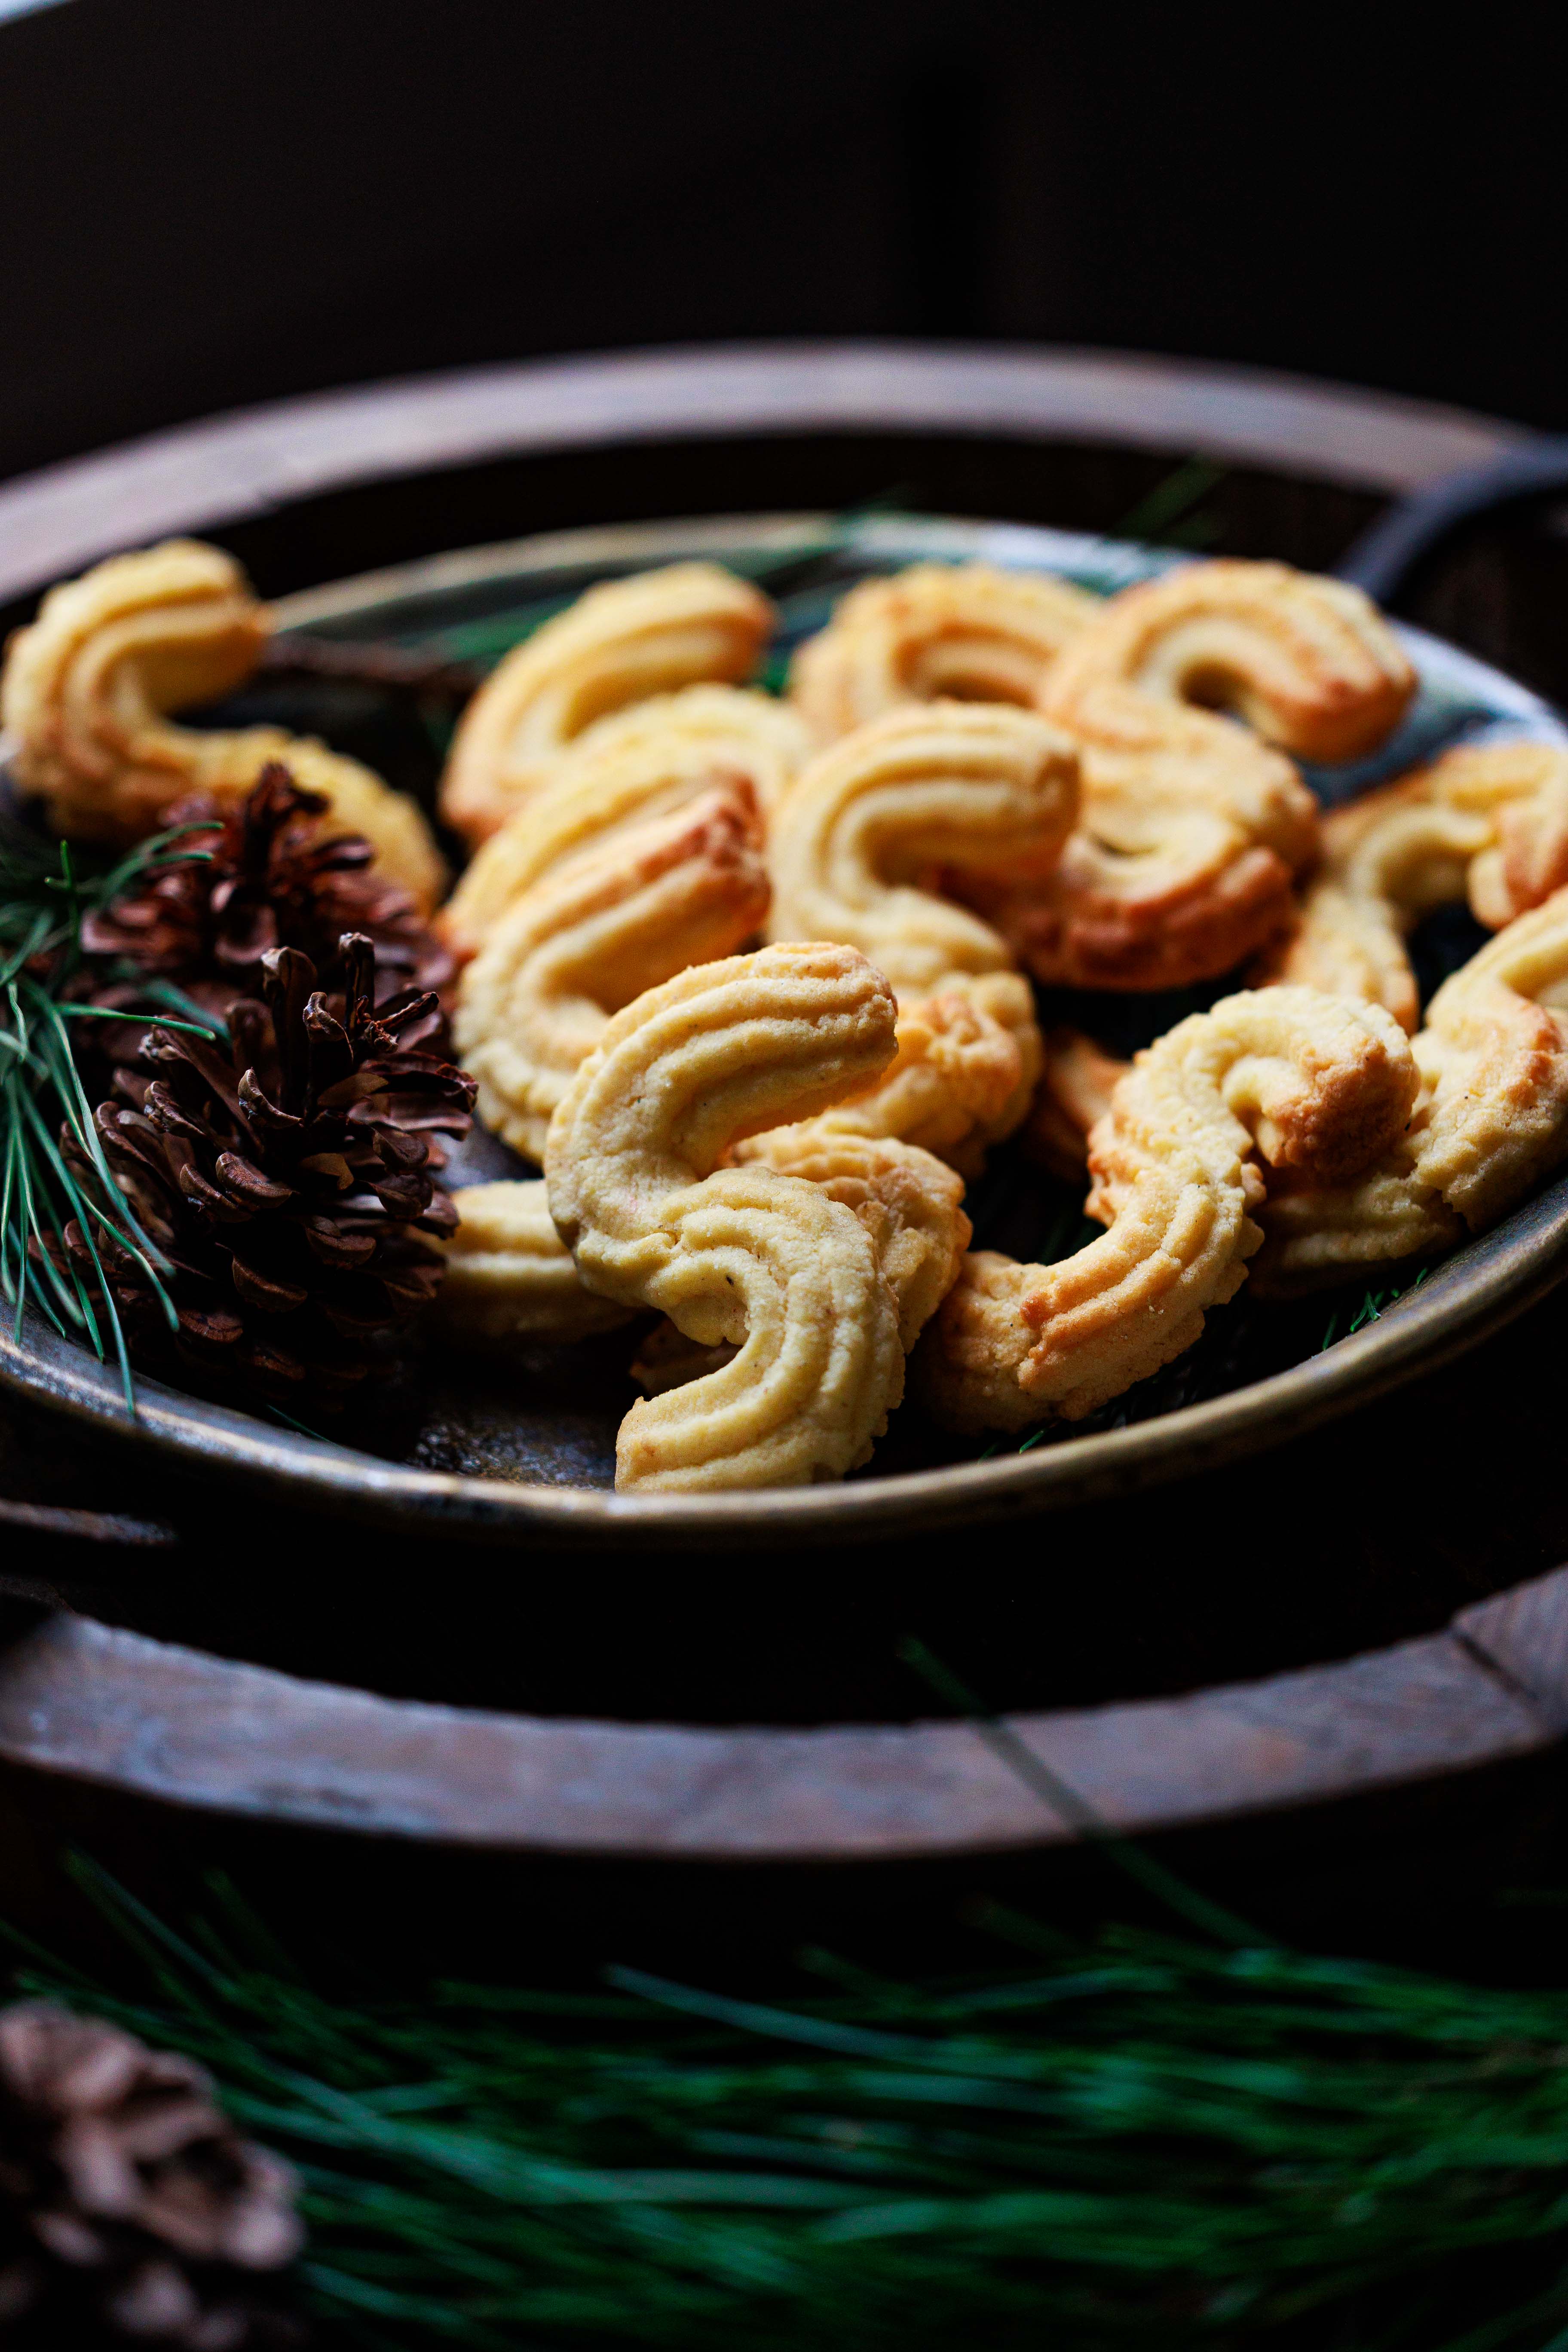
[971,560,1414,989]
[1,540,446,907]
[735,1126,970,1350]
[439,563,775,844]
[546,941,906,1489]
[764,701,1076,1170]
[435,1180,633,1342]
[918,985,1417,1429]
[788,561,1102,742]
[1265,741,1568,1031]
[440,684,807,958]
[455,779,769,1163]
[766,701,1079,994]
[1256,888,1568,1289]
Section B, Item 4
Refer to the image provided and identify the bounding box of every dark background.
[1,0,1565,487]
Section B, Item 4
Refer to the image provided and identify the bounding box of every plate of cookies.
[3,511,1568,1544]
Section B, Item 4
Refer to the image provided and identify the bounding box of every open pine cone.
[74,762,454,1098]
[0,2002,304,2347]
[56,933,475,1420]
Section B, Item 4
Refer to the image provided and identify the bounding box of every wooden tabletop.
[2,342,1567,1883]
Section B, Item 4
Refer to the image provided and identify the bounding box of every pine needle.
[1116,459,1228,548]
[9,1864,1568,2351]
[0,813,208,1408]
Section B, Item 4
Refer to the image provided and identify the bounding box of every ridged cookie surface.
[546,942,906,1490]
[919,984,1418,1430]
[440,564,775,844]
[2,540,445,906]
[789,562,1101,742]
[456,780,769,1163]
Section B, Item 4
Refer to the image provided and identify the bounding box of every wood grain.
[1455,1568,1568,1728]
[0,1586,1554,1858]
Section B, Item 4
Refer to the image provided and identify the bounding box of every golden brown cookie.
[434,1181,634,1343]
[455,780,769,1163]
[918,985,1418,1430]
[1,540,446,907]
[970,784,1301,993]
[1045,557,1414,761]
[764,701,1077,1170]
[766,701,1079,992]
[438,564,775,844]
[734,1127,970,1351]
[1024,1028,1132,1179]
[439,685,808,959]
[755,977,1041,1182]
[1265,741,1568,1032]
[630,1127,970,1397]
[967,560,1414,990]
[1255,888,1568,1290]
[788,562,1102,742]
[557,683,810,818]
[546,941,906,1490]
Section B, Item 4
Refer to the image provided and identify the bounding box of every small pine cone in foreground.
[74,762,455,1100]
[0,2001,305,2347]
[57,934,475,1419]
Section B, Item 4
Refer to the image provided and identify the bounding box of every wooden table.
[3,343,1566,1973]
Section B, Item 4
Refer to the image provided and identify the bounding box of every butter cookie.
[970,560,1413,989]
[919,985,1418,1430]
[734,1127,970,1351]
[631,1128,970,1400]
[435,1180,634,1343]
[1256,888,1568,1289]
[1,540,446,906]
[765,701,1078,1171]
[1266,741,1568,1031]
[439,564,775,844]
[789,562,1102,742]
[440,684,807,958]
[455,780,769,1163]
[546,941,906,1489]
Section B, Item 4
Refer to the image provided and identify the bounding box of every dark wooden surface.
[3,346,1568,1955]
[0,1566,1563,1859]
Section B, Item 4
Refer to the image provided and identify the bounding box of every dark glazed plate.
[3,511,1567,1550]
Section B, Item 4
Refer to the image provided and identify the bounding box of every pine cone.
[0,2001,305,2347]
[74,762,454,1098]
[57,934,475,1421]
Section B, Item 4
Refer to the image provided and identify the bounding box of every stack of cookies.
[11,542,1568,1490]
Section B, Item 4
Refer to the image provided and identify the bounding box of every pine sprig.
[0,815,211,1407]
[9,1860,1568,2352]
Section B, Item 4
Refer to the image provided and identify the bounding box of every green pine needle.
[1116,459,1228,548]
[9,1859,1568,2351]
[0,814,212,1409]
[1320,1265,1431,1353]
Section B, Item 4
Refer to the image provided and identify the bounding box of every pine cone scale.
[213,1155,293,1209]
[61,772,472,1426]
[81,917,473,1418]
[0,2000,304,2343]
[228,1259,311,1314]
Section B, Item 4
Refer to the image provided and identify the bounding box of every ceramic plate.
[4,512,1566,1547]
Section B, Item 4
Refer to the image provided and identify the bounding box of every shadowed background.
[0,0,1564,482]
